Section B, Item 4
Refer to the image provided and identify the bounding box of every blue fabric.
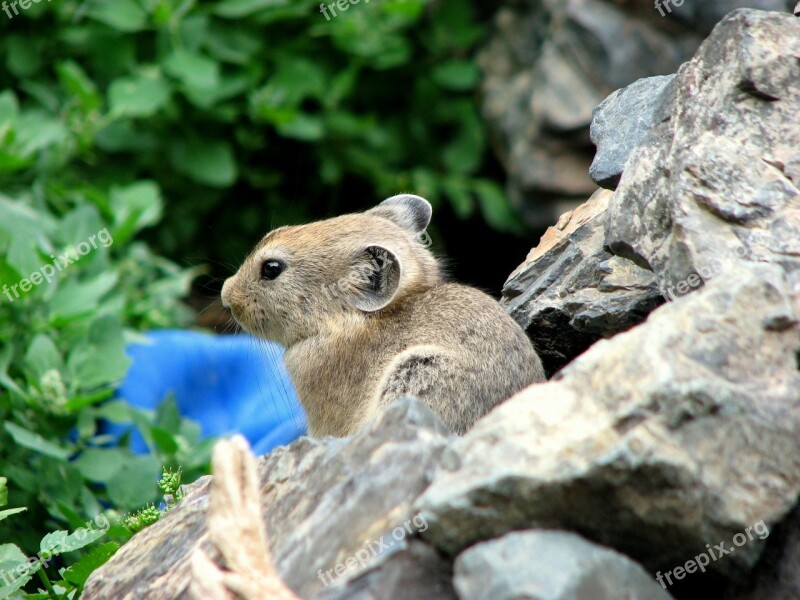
[113,330,306,455]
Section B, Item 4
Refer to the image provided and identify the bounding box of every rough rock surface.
[419,263,800,579]
[453,530,673,600]
[501,188,663,376]
[589,75,675,189]
[84,398,452,599]
[478,0,795,226]
[606,9,800,298]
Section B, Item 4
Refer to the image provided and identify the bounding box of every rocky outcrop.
[478,0,795,226]
[85,8,800,600]
[501,188,663,376]
[420,263,800,579]
[84,398,452,599]
[606,9,800,301]
[453,530,673,600]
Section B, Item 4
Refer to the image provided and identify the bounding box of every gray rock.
[502,189,663,376]
[589,75,675,189]
[319,539,456,600]
[606,9,800,299]
[453,530,674,600]
[418,263,800,581]
[84,397,452,599]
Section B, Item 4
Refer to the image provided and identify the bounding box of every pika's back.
[222,194,545,437]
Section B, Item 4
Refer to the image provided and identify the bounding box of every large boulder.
[605,9,800,298]
[501,188,663,375]
[419,263,800,581]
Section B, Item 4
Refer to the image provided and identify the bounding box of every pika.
[221,194,545,438]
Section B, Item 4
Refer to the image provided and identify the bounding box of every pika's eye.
[260,259,284,280]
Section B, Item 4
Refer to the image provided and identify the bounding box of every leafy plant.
[0,182,209,594]
[0,0,521,281]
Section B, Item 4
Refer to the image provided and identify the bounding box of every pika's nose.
[220,278,235,309]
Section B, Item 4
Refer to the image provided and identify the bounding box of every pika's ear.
[367,194,432,233]
[347,245,402,312]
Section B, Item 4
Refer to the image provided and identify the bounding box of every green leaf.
[150,427,179,454]
[3,422,71,460]
[431,60,480,91]
[105,455,161,509]
[0,543,31,600]
[49,272,119,322]
[170,140,237,188]
[0,507,26,522]
[110,180,164,244]
[56,61,101,112]
[73,448,126,483]
[66,314,131,388]
[24,334,63,380]
[276,113,324,141]
[0,478,6,506]
[40,525,107,556]
[64,388,115,413]
[474,179,525,234]
[94,400,132,424]
[15,111,68,156]
[87,0,148,31]
[163,49,220,90]
[108,73,171,118]
[442,177,474,218]
[59,542,119,588]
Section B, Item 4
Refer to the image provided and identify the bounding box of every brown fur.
[221,195,545,437]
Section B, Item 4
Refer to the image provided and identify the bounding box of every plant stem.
[38,565,58,599]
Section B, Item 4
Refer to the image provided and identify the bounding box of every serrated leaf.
[40,525,106,556]
[59,542,119,588]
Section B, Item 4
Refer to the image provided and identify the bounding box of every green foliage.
[0,0,521,275]
[0,161,208,595]
[0,478,119,599]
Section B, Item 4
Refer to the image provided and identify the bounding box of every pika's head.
[221,195,441,346]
